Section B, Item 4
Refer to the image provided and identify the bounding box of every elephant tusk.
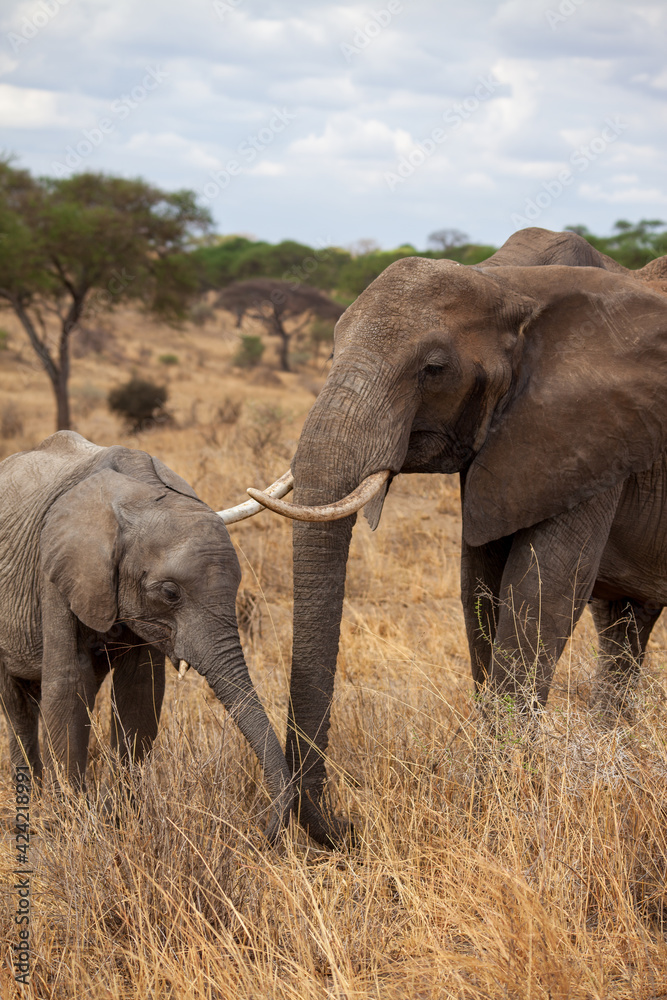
[217,470,294,524]
[167,656,190,678]
[246,469,391,521]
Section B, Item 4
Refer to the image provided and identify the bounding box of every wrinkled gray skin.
[0,432,293,840]
[285,227,667,847]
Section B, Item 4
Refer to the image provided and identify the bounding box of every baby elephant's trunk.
[197,637,293,842]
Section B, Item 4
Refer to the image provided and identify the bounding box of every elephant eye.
[160,582,181,603]
[419,363,448,387]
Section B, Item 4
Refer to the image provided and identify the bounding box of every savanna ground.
[1,309,667,999]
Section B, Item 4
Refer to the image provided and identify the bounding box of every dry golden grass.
[1,311,667,997]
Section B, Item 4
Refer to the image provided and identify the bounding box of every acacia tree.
[217,278,344,372]
[0,162,211,429]
[427,227,469,252]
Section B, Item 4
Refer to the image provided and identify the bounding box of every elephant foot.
[297,792,357,850]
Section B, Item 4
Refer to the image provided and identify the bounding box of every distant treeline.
[565,219,667,271]
[192,237,497,304]
[192,218,667,303]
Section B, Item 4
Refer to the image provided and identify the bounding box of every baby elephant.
[0,431,292,839]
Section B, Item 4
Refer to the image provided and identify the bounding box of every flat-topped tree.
[218,278,344,372]
[427,228,469,253]
[0,161,211,430]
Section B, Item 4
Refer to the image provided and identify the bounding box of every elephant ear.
[463,265,667,547]
[96,445,200,501]
[150,455,200,500]
[41,469,155,632]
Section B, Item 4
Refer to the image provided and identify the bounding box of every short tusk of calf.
[246,469,391,522]
[217,470,294,524]
[167,656,190,678]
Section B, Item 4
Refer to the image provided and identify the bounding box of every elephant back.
[0,433,106,644]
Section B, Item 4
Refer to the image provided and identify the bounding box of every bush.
[233,335,265,369]
[108,377,168,432]
[158,353,179,366]
[0,329,9,351]
[240,403,289,460]
[216,396,243,424]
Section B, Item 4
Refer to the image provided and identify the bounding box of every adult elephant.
[0,431,293,841]
[244,239,667,847]
[480,225,667,293]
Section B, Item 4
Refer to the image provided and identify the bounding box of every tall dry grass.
[1,309,667,997]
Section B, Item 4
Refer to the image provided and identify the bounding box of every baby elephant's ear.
[150,455,200,500]
[41,469,140,633]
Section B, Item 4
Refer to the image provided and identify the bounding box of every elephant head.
[237,258,667,846]
[37,443,293,840]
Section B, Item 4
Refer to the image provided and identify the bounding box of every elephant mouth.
[401,428,473,474]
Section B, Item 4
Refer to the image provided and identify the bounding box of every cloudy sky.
[1,0,666,249]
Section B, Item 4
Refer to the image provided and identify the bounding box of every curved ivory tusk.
[246,469,391,522]
[217,470,294,524]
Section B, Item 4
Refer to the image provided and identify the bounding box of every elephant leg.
[460,534,513,689]
[590,597,661,703]
[0,665,42,781]
[41,653,100,791]
[489,485,623,707]
[40,581,102,790]
[109,641,165,767]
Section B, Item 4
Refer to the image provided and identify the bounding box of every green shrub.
[233,335,265,368]
[158,353,179,365]
[0,329,9,351]
[108,377,168,432]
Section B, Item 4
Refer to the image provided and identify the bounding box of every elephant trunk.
[197,629,294,843]
[288,356,412,844]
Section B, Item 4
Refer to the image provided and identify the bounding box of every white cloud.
[289,115,412,162]
[0,83,62,127]
[248,160,286,176]
[579,182,667,203]
[0,0,665,247]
